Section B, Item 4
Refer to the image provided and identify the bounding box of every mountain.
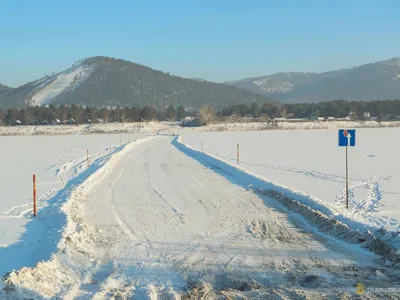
[191,77,208,82]
[0,57,272,109]
[0,83,11,93]
[226,58,400,103]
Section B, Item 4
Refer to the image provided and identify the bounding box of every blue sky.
[1,0,399,87]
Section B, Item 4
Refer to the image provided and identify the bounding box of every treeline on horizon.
[0,104,188,125]
[218,99,400,119]
[1,99,400,125]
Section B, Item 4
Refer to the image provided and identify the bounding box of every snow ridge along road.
[3,135,399,299]
[0,136,153,299]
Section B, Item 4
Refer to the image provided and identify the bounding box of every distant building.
[347,111,357,120]
[286,113,296,119]
[181,117,201,127]
[363,112,371,118]
[257,113,269,120]
[243,114,253,119]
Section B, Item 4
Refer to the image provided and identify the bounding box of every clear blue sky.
[1,0,399,87]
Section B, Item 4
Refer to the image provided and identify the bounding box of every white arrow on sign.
[346,131,352,146]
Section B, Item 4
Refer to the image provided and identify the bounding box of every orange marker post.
[33,174,37,217]
[237,143,240,164]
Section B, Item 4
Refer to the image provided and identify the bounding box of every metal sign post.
[338,129,356,209]
[345,145,348,208]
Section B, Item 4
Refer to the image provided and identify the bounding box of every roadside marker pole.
[237,143,240,164]
[110,141,112,154]
[345,145,349,209]
[201,141,204,152]
[190,136,192,146]
[87,149,90,168]
[120,136,122,146]
[338,129,355,209]
[33,174,37,217]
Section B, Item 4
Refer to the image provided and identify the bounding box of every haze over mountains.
[0,57,272,109]
[227,58,400,103]
[0,57,399,109]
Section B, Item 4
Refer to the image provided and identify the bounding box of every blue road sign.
[338,129,356,147]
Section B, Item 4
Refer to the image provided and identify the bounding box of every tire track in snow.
[77,136,398,299]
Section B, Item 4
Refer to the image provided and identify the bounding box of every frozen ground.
[2,136,399,299]
[1,127,400,298]
[194,120,400,131]
[0,133,147,276]
[183,128,400,250]
[0,122,169,136]
[1,120,399,137]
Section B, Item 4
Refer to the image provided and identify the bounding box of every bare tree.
[280,105,287,118]
[198,105,215,125]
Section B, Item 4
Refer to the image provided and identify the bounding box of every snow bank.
[177,129,400,254]
[0,134,149,267]
[0,122,168,136]
[195,120,400,132]
[0,137,154,298]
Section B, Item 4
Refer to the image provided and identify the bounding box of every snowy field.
[0,120,399,137]
[0,122,169,136]
[193,120,400,132]
[183,128,400,248]
[0,126,399,298]
[0,133,148,276]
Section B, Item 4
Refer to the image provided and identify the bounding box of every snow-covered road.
[71,136,397,299]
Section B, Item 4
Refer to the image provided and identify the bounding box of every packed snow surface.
[194,120,400,132]
[0,122,168,136]
[184,128,400,238]
[1,128,400,298]
[0,133,146,276]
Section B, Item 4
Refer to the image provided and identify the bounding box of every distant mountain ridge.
[0,83,10,92]
[0,57,272,109]
[2,57,399,108]
[226,58,400,103]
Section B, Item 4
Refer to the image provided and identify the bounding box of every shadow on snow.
[0,145,126,277]
[171,137,382,240]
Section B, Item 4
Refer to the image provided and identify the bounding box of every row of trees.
[218,99,400,119]
[219,102,278,118]
[0,104,187,125]
[2,99,400,126]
